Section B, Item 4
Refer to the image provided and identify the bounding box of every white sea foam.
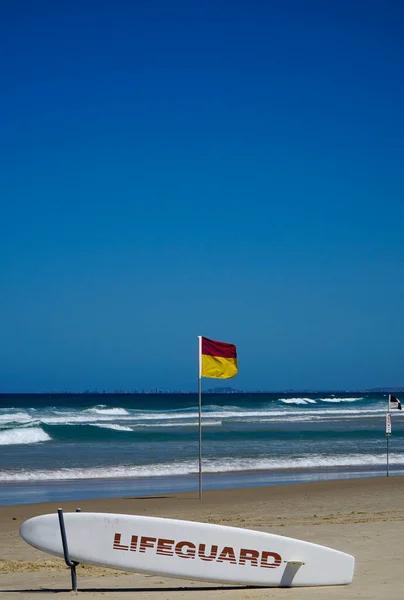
[281,398,317,405]
[213,407,386,419]
[0,427,51,446]
[131,420,222,428]
[0,405,388,433]
[46,420,218,429]
[236,415,323,423]
[90,424,133,432]
[40,410,200,424]
[85,407,130,416]
[121,412,200,421]
[200,454,404,472]
[40,414,132,424]
[203,405,240,412]
[0,398,390,436]
[319,397,362,403]
[1,407,387,428]
[0,412,32,423]
[0,452,401,481]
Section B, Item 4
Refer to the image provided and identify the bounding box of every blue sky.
[1,0,404,392]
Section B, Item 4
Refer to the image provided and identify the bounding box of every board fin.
[279,560,305,587]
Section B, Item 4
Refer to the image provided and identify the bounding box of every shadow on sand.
[1,585,263,594]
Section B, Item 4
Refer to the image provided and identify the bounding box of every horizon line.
[1,387,404,395]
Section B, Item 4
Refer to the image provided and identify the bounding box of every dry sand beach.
[0,477,403,599]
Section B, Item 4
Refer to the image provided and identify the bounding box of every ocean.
[1,392,403,506]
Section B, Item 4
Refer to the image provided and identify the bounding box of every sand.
[0,477,403,599]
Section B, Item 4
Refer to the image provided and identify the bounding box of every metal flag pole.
[386,395,391,477]
[198,335,203,499]
[387,426,390,477]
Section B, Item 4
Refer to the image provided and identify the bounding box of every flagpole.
[387,433,389,477]
[198,336,202,499]
[387,395,390,477]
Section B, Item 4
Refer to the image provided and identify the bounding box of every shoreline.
[1,477,404,598]
[1,464,402,507]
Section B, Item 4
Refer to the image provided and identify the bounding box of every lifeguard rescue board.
[20,512,355,587]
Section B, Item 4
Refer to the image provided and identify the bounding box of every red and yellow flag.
[200,336,238,379]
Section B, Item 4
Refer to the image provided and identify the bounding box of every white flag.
[389,394,402,410]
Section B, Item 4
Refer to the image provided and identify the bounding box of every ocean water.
[0,392,403,506]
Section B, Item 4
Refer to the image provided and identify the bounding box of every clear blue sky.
[1,0,403,392]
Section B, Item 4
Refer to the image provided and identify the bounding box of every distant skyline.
[2,385,404,395]
[1,1,404,393]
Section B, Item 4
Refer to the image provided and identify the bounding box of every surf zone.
[113,533,282,569]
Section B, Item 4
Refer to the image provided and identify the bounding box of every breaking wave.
[0,427,51,445]
[0,452,402,481]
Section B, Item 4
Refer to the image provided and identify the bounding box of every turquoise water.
[0,392,403,505]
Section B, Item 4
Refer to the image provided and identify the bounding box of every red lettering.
[139,536,156,553]
[198,544,218,561]
[260,551,282,569]
[239,548,259,567]
[217,546,237,564]
[130,535,138,552]
[175,541,196,559]
[113,533,129,551]
[157,538,175,556]
[114,531,281,571]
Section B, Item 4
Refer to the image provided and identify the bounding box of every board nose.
[20,517,36,546]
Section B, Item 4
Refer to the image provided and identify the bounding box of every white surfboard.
[20,512,354,587]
